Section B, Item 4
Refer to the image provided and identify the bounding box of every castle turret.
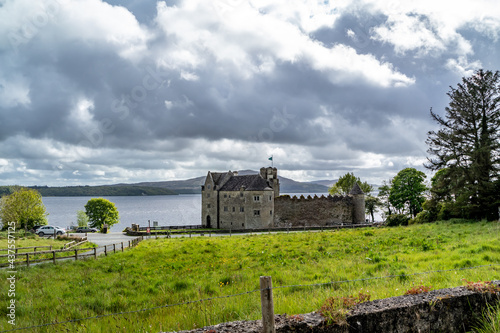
[349,182,365,224]
[260,167,279,197]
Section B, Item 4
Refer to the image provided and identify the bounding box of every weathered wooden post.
[50,245,52,251]
[260,276,275,333]
[26,253,30,267]
[128,240,131,248]
[113,244,116,253]
[52,251,56,264]
[104,245,107,256]
[75,249,78,261]
[94,248,97,259]
[121,242,124,252]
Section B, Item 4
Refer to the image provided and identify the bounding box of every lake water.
[42,192,382,232]
[42,195,202,232]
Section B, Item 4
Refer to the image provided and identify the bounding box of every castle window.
[232,207,235,212]
[224,194,227,198]
[269,195,272,201]
[270,210,272,215]
[254,196,260,202]
[207,193,210,198]
[207,185,211,190]
[229,195,231,198]
[254,210,260,216]
[240,207,244,212]
[240,193,243,197]
[207,204,211,208]
[224,206,228,212]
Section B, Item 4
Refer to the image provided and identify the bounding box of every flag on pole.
[268,156,273,161]
[268,155,273,167]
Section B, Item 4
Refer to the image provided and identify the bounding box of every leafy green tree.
[328,172,373,196]
[389,168,427,218]
[76,210,89,228]
[84,198,119,230]
[377,180,394,218]
[365,195,381,222]
[0,187,48,230]
[426,69,500,220]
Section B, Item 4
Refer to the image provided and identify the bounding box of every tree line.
[331,69,500,225]
[0,187,120,232]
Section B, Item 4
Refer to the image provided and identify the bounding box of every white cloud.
[154,0,414,87]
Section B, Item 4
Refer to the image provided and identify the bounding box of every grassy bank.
[0,221,499,332]
[0,232,97,266]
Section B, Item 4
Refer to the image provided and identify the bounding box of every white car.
[36,225,66,236]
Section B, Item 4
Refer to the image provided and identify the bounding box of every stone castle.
[201,167,365,229]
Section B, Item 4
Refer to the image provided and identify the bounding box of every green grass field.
[1,221,499,332]
[0,232,97,267]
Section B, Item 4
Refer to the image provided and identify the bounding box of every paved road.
[85,232,138,247]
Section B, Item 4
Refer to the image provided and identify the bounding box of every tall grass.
[0,221,499,332]
[471,304,500,333]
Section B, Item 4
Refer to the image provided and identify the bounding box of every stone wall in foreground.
[166,281,500,333]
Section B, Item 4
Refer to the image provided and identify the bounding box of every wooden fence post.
[104,245,107,256]
[113,244,116,253]
[26,253,30,267]
[75,249,78,261]
[121,242,124,252]
[128,240,131,248]
[260,276,275,333]
[34,247,37,252]
[50,245,52,251]
[52,251,56,264]
[94,248,97,259]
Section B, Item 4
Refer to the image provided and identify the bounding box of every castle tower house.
[349,182,365,224]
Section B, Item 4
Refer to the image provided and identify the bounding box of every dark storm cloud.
[0,0,499,186]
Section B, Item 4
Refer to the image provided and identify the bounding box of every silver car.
[36,225,66,236]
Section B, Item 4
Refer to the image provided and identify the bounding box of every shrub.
[404,285,433,295]
[413,210,433,224]
[320,292,371,326]
[385,214,410,227]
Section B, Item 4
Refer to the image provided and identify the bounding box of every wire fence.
[0,237,142,268]
[2,263,499,332]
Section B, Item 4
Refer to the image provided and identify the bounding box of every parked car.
[29,225,43,233]
[36,225,66,236]
[75,227,98,233]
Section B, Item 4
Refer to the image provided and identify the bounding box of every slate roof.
[210,172,228,185]
[349,182,364,195]
[219,174,274,191]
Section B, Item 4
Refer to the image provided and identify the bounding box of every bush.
[413,210,433,224]
[385,214,410,227]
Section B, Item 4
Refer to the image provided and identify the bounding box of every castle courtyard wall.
[273,194,354,226]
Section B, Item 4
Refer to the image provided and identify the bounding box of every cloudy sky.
[1,0,499,186]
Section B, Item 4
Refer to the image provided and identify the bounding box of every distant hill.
[123,170,330,194]
[308,180,337,188]
[29,185,177,197]
[1,171,331,197]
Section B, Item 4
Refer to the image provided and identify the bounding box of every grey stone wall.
[274,195,354,226]
[165,281,500,333]
[218,190,274,229]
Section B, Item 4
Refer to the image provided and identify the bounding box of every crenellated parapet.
[274,183,365,226]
